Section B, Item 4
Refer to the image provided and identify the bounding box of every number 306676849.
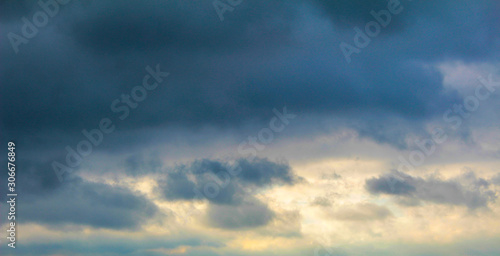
[8,142,15,192]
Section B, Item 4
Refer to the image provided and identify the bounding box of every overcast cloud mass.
[0,0,500,255]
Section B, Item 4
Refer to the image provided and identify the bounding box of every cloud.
[204,198,275,230]
[365,170,497,209]
[5,0,495,154]
[8,232,221,256]
[0,157,158,229]
[333,203,393,221]
[311,196,332,207]
[20,179,158,229]
[310,0,400,28]
[157,158,301,205]
[155,157,302,230]
[66,0,297,54]
[491,173,500,185]
[321,172,342,180]
[123,152,162,176]
[1,1,500,254]
[365,170,416,195]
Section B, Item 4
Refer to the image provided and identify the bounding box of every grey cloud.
[8,235,220,256]
[157,158,301,205]
[311,196,332,207]
[311,0,400,28]
[205,198,274,230]
[365,170,497,209]
[0,156,77,200]
[365,170,416,195]
[2,0,490,155]
[312,0,500,61]
[66,0,297,54]
[395,196,421,207]
[156,158,301,230]
[124,152,162,176]
[236,158,299,185]
[321,172,342,180]
[333,203,393,221]
[0,156,157,229]
[491,173,500,185]
[18,179,158,229]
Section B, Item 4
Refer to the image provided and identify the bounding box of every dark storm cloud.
[0,0,43,23]
[157,158,300,205]
[311,0,398,28]
[312,0,500,61]
[4,0,498,153]
[66,0,297,54]
[365,170,497,209]
[0,0,498,233]
[0,0,498,254]
[123,152,162,176]
[0,0,299,141]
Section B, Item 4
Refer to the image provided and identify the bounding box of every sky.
[0,0,500,255]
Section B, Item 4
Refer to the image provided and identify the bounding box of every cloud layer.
[366,170,497,209]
